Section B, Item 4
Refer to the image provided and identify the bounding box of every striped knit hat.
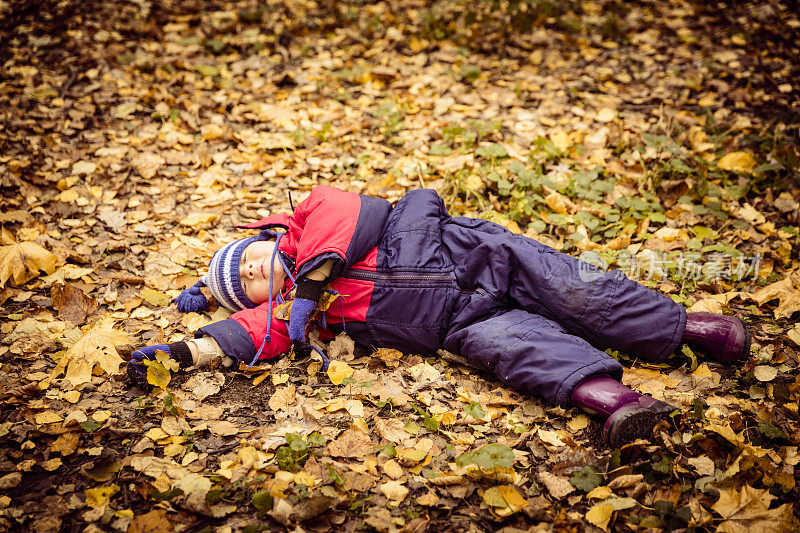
[175,236,260,313]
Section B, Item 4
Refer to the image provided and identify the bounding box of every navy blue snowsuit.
[199,187,687,407]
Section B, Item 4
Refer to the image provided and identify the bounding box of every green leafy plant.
[456,443,514,470]
[275,432,327,471]
[570,465,602,492]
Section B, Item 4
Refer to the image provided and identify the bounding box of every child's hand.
[127,342,193,387]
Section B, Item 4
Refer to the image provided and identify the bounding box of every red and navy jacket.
[196,185,408,364]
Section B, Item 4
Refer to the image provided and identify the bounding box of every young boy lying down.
[128,186,750,446]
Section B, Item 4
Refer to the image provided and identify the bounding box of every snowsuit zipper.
[342,268,456,285]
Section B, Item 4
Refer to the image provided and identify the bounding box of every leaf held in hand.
[146,359,171,389]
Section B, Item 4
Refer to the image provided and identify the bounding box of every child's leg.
[443,308,623,407]
[443,308,676,445]
[446,229,686,362]
[518,242,687,362]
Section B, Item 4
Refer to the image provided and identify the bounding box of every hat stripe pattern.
[205,237,256,312]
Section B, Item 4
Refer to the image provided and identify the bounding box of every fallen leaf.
[718,151,757,174]
[146,358,171,389]
[327,360,354,385]
[268,385,296,412]
[183,372,224,400]
[42,317,128,388]
[379,480,409,502]
[538,471,575,498]
[130,152,165,180]
[687,456,715,476]
[207,420,239,437]
[0,240,58,287]
[750,271,800,319]
[586,486,614,500]
[375,418,408,443]
[373,347,403,368]
[327,333,355,361]
[84,485,119,508]
[549,128,571,152]
[586,502,614,530]
[482,485,528,517]
[35,411,63,425]
[538,428,566,447]
[753,365,778,382]
[383,459,404,479]
[327,428,372,459]
[712,484,794,532]
[127,509,174,533]
[51,282,98,326]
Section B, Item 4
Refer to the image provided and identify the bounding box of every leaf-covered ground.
[1,0,799,531]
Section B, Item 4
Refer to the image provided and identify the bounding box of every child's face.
[239,240,285,304]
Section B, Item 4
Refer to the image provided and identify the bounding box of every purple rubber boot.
[683,312,751,365]
[570,375,676,447]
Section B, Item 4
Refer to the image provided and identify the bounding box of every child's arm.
[185,260,334,365]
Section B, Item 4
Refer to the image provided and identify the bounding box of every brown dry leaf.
[51,282,98,326]
[750,271,800,319]
[482,485,528,517]
[538,471,575,499]
[327,428,372,459]
[128,509,175,533]
[327,333,355,361]
[712,484,794,532]
[51,432,81,456]
[0,240,58,287]
[183,372,224,400]
[375,417,408,443]
[268,385,296,412]
[207,420,239,437]
[131,152,165,179]
[373,347,403,368]
[42,317,128,388]
[379,480,409,503]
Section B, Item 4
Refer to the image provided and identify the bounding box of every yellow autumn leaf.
[750,270,800,320]
[35,412,63,425]
[146,359,171,389]
[42,317,128,388]
[587,486,614,500]
[154,349,179,372]
[549,128,571,152]
[140,288,171,307]
[327,360,355,385]
[294,472,316,486]
[251,370,271,388]
[272,373,290,386]
[317,290,341,312]
[268,384,296,412]
[482,485,528,517]
[586,502,614,530]
[0,240,58,288]
[712,484,794,532]
[85,485,119,509]
[717,151,757,174]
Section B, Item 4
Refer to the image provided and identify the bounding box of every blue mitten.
[288,279,325,359]
[127,342,193,387]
